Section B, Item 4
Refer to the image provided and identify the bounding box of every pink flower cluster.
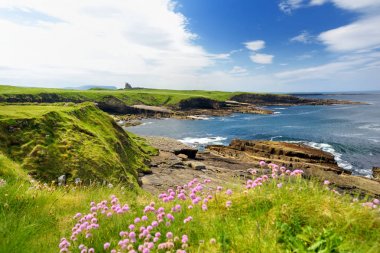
[60,162,326,253]
[61,192,191,253]
[362,198,379,209]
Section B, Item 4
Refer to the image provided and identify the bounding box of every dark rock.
[174,149,197,159]
[178,97,221,110]
[230,94,364,106]
[97,96,138,114]
[373,167,380,179]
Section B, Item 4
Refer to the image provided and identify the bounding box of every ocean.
[127,93,380,176]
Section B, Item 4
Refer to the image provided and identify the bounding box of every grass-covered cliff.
[0,85,245,106]
[0,84,341,109]
[0,103,156,185]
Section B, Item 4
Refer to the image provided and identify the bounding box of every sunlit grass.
[0,84,279,106]
[1,164,379,253]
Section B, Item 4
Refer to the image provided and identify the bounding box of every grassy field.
[1,158,379,253]
[0,104,76,120]
[0,85,251,106]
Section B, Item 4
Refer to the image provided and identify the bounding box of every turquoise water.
[127,94,380,176]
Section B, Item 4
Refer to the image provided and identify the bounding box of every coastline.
[140,136,380,196]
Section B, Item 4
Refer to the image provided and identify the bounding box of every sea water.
[127,93,380,176]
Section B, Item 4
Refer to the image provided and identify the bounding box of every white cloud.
[290,31,314,44]
[279,0,380,13]
[229,66,248,75]
[330,0,380,11]
[296,53,313,60]
[319,15,380,52]
[275,51,380,82]
[0,0,219,88]
[309,0,328,6]
[245,40,265,51]
[279,0,303,14]
[244,40,274,64]
[250,53,274,64]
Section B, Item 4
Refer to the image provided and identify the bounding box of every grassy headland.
[0,103,155,185]
[0,85,245,106]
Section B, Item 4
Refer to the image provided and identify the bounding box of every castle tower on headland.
[125,82,132,89]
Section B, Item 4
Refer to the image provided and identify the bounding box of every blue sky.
[0,0,379,92]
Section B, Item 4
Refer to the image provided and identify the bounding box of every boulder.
[189,162,206,170]
[373,167,380,179]
[144,136,198,159]
[176,154,188,160]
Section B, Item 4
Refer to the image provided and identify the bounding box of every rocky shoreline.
[140,137,380,196]
[112,95,365,127]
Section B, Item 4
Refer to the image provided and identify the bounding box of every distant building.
[125,82,133,89]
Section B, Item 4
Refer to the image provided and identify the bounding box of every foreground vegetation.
[1,157,379,252]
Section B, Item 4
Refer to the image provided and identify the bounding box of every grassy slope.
[0,85,250,106]
[0,104,74,120]
[0,162,379,252]
[0,103,155,184]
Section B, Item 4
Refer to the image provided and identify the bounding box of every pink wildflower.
[104,242,110,250]
[166,232,173,239]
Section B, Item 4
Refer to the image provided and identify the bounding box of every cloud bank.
[0,0,220,88]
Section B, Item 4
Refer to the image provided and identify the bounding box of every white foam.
[287,141,353,171]
[270,135,283,141]
[179,136,227,146]
[306,142,353,171]
[141,122,153,126]
[273,112,281,114]
[359,124,380,131]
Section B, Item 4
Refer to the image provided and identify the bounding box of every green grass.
[1,169,379,253]
[0,104,76,120]
[0,103,155,184]
[0,85,256,106]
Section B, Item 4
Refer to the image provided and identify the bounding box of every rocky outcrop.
[207,140,344,174]
[178,97,221,110]
[139,137,379,196]
[207,140,380,196]
[97,96,138,114]
[0,93,84,103]
[373,167,380,179]
[97,96,174,116]
[231,94,365,106]
[143,136,198,159]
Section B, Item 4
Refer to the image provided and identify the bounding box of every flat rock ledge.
[140,137,380,196]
